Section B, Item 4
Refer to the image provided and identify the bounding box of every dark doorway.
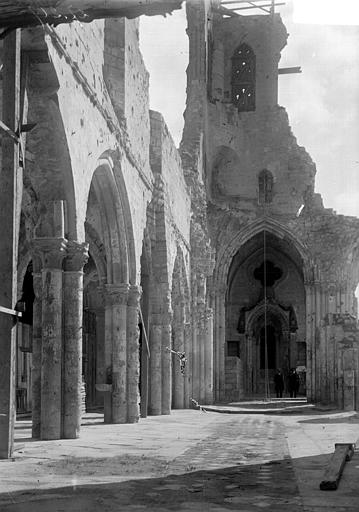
[83,309,97,410]
[260,325,276,369]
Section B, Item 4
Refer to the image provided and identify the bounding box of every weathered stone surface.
[1,0,359,452]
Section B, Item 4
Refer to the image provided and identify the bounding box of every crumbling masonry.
[1,0,359,447]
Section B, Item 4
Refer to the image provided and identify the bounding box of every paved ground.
[0,405,358,511]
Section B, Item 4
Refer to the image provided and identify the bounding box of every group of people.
[273,368,300,398]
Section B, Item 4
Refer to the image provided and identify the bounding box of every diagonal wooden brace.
[0,305,22,318]
[320,443,356,490]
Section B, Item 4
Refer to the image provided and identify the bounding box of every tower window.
[258,170,273,204]
[231,44,256,112]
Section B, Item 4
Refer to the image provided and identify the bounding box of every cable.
[263,228,270,401]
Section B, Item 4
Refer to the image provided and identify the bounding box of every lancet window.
[231,43,256,111]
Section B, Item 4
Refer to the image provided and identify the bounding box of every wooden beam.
[248,1,270,13]
[231,2,285,11]
[0,306,23,318]
[320,443,355,490]
[0,118,20,143]
[0,2,183,33]
[278,66,302,75]
[222,0,272,4]
[214,5,240,17]
[0,29,22,459]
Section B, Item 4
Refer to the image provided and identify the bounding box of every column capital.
[128,285,142,307]
[65,241,89,272]
[32,238,67,269]
[103,283,130,306]
[32,270,43,299]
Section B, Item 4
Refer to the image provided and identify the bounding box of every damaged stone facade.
[1,0,359,444]
[182,1,359,408]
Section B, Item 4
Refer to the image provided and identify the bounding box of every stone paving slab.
[0,409,358,511]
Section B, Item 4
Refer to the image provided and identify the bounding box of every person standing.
[274,369,284,398]
[288,368,300,398]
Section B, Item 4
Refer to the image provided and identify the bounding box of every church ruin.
[0,0,359,458]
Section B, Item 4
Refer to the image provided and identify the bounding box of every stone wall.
[150,110,191,282]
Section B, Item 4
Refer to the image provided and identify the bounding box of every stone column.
[162,304,173,415]
[62,241,88,438]
[191,294,200,403]
[31,255,42,439]
[305,283,314,402]
[104,284,129,424]
[127,285,141,423]
[183,321,191,408]
[204,307,214,404]
[218,292,226,402]
[338,343,358,411]
[172,302,185,409]
[214,291,223,401]
[34,238,67,440]
[95,308,106,404]
[149,313,162,415]
[100,286,112,423]
[140,274,150,418]
[197,274,206,403]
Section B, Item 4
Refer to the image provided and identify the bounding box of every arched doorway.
[224,229,305,400]
[244,305,293,395]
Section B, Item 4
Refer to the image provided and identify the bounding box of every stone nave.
[0,0,359,458]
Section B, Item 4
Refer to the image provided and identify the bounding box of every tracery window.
[258,170,273,204]
[231,43,256,112]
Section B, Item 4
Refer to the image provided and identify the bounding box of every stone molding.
[65,241,89,272]
[103,283,130,306]
[32,237,67,269]
[127,285,142,307]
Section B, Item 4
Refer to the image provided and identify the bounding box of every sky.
[139,0,359,218]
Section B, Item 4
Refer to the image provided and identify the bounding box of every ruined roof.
[0,1,182,36]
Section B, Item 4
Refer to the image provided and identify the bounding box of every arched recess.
[82,156,137,414]
[171,247,191,409]
[214,219,309,401]
[243,302,294,395]
[88,156,136,285]
[211,146,242,199]
[215,217,312,289]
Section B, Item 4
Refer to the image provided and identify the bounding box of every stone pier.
[35,237,67,440]
[172,301,185,409]
[161,307,173,415]
[127,285,141,423]
[103,284,129,424]
[63,241,89,438]
[31,256,43,439]
[149,320,162,415]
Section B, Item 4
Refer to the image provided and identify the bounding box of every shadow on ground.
[299,413,359,424]
[0,456,303,512]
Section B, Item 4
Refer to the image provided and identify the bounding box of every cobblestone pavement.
[0,410,358,511]
[0,415,303,511]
